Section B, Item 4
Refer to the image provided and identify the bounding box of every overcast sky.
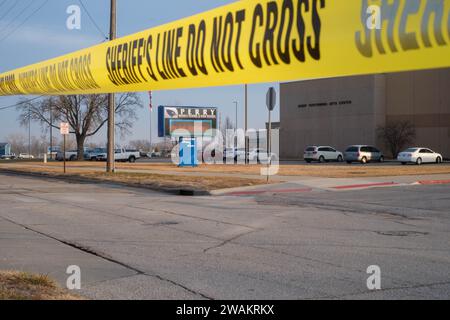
[0,0,280,146]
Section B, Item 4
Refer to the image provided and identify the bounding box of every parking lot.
[0,173,449,299]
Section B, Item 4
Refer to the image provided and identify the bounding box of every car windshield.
[346,147,358,152]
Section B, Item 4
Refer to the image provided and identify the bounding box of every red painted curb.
[332,182,398,190]
[418,179,450,185]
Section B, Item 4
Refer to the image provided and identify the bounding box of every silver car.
[344,145,384,164]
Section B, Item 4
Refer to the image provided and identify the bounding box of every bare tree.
[129,140,152,152]
[377,120,416,158]
[220,116,235,148]
[6,133,27,155]
[17,93,143,160]
[7,133,49,157]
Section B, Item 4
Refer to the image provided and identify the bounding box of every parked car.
[304,146,344,163]
[0,154,16,160]
[18,153,35,160]
[84,148,106,161]
[248,148,266,163]
[344,145,384,164]
[147,151,162,158]
[398,148,443,165]
[56,150,78,161]
[223,148,246,163]
[247,148,279,164]
[96,148,140,163]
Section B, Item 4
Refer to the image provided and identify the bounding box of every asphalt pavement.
[0,173,449,299]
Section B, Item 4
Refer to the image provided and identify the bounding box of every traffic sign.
[266,87,276,111]
[60,123,69,135]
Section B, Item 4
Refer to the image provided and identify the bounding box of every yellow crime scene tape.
[0,0,449,96]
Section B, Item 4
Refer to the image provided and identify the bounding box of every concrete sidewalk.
[212,174,450,196]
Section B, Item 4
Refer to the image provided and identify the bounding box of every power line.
[0,0,20,22]
[0,0,33,39]
[0,0,49,43]
[0,96,44,111]
[78,0,108,40]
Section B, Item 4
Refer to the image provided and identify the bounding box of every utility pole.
[49,104,53,160]
[28,106,31,156]
[150,110,152,152]
[244,84,248,164]
[106,0,116,173]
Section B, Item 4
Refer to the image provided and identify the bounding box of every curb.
[331,182,399,190]
[0,169,211,197]
[417,179,450,185]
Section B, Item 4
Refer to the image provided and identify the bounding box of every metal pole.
[28,106,31,157]
[244,84,248,164]
[233,101,238,151]
[106,0,116,173]
[234,101,238,131]
[267,109,272,183]
[63,134,66,174]
[49,104,53,160]
[150,108,152,153]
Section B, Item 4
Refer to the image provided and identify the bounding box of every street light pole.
[234,101,238,131]
[106,0,116,173]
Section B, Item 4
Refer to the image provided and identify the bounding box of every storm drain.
[375,231,428,237]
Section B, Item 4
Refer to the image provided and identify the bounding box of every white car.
[304,146,344,163]
[96,148,140,163]
[398,148,443,165]
[247,149,278,164]
[56,150,78,161]
[223,148,246,163]
[18,153,35,160]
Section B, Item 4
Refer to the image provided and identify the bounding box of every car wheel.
[129,156,136,163]
[319,156,325,163]
[379,156,384,163]
[416,158,423,165]
[436,157,442,164]
[337,155,343,162]
[306,160,312,164]
[70,155,76,161]
[361,157,368,164]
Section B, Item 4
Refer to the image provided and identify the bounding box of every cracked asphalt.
[0,173,449,300]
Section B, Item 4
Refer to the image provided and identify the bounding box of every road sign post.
[266,87,276,183]
[60,122,69,174]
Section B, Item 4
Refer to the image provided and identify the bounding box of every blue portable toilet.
[179,137,198,167]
